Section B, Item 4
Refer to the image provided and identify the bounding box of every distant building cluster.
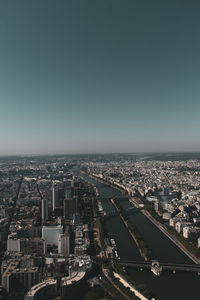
[0,158,93,299]
[84,158,200,247]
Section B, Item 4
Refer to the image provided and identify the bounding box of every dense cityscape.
[1,0,200,299]
[0,154,200,300]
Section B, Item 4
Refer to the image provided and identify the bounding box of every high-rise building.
[1,259,39,293]
[64,196,79,222]
[7,237,20,252]
[73,196,79,214]
[44,187,51,201]
[58,231,70,257]
[52,183,59,213]
[42,199,48,221]
[65,187,72,199]
[73,213,80,225]
[42,225,63,246]
[64,198,73,221]
[63,179,73,189]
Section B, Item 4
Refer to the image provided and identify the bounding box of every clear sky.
[0,0,200,155]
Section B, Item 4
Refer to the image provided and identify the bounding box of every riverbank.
[81,171,127,194]
[111,198,150,261]
[142,209,200,264]
[85,171,200,264]
[102,268,132,300]
[113,272,148,300]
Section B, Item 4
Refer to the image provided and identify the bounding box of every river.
[79,172,200,300]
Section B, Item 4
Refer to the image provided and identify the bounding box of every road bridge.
[94,257,200,273]
[102,204,141,218]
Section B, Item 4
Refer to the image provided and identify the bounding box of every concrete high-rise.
[58,229,70,257]
[42,225,63,246]
[52,183,58,213]
[42,199,48,221]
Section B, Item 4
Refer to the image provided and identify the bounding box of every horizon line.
[0,151,200,157]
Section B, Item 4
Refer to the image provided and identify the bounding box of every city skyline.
[1,0,200,155]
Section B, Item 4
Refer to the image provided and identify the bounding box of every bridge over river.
[102,204,142,220]
[94,257,200,273]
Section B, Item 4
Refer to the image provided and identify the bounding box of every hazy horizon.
[1,0,200,155]
[1,151,200,158]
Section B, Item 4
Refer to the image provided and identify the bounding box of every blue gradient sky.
[0,0,200,154]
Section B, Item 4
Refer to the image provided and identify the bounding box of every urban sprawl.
[1,155,200,300]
